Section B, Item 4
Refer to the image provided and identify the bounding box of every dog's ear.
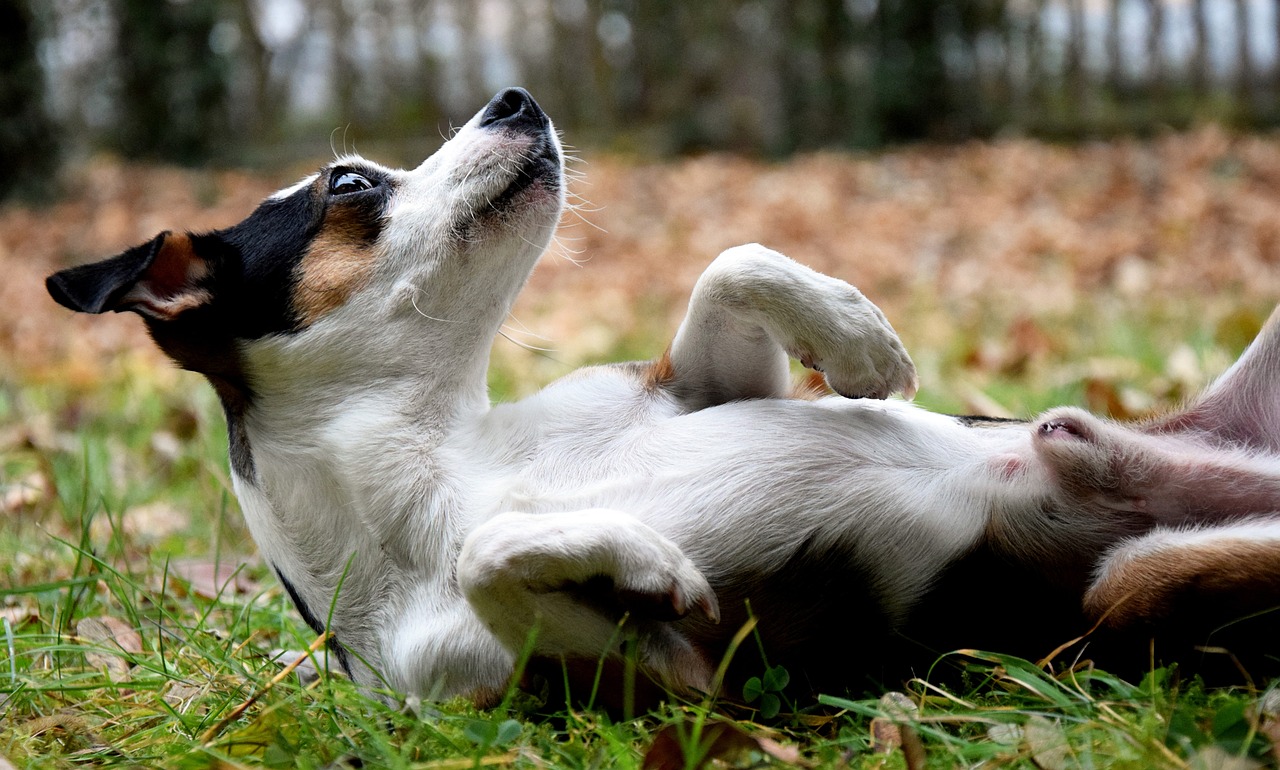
[46,231,214,321]
[1146,305,1280,452]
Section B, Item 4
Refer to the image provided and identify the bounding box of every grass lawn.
[4,137,1280,767]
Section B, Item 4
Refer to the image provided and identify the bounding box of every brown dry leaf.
[76,616,142,680]
[0,605,37,627]
[21,712,109,756]
[1258,690,1280,765]
[1187,745,1263,770]
[642,719,806,770]
[1083,377,1131,419]
[162,681,207,711]
[1,472,48,513]
[869,718,902,752]
[868,692,925,770]
[168,558,258,600]
[90,501,190,544]
[1023,715,1071,770]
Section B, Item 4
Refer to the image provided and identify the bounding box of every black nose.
[479,87,548,132]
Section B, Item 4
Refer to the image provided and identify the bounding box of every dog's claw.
[699,593,721,624]
[670,576,719,624]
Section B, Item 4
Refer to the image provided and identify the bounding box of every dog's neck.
[227,268,527,586]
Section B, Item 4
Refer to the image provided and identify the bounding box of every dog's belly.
[474,394,1039,690]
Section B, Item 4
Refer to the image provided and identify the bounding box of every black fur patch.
[953,414,1028,428]
[273,564,354,678]
[683,535,898,697]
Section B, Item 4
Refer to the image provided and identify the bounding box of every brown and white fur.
[46,88,1280,704]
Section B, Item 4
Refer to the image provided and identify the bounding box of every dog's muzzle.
[480,88,560,204]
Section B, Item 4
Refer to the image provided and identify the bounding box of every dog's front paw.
[610,542,721,625]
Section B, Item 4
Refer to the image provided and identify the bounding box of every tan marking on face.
[293,204,382,326]
[1085,537,1280,629]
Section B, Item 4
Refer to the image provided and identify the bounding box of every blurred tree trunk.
[815,0,856,146]
[113,0,231,162]
[873,0,952,141]
[0,0,59,199]
[1192,0,1208,96]
[1106,0,1122,94]
[1064,0,1086,119]
[1145,0,1164,96]
[326,0,358,122]
[236,0,274,140]
[1234,0,1255,114]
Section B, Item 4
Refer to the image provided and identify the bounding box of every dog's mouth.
[490,140,560,210]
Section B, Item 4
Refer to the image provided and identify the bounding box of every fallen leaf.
[1024,715,1070,770]
[1,472,47,513]
[162,681,206,710]
[1257,691,1280,766]
[987,722,1024,745]
[1187,745,1262,770]
[90,501,190,543]
[76,616,142,680]
[868,692,925,770]
[0,605,37,627]
[168,558,258,599]
[643,718,806,770]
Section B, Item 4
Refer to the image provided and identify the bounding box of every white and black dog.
[47,89,1280,705]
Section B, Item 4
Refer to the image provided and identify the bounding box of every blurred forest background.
[6,0,1280,411]
[9,0,1280,194]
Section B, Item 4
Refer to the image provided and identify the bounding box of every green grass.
[2,295,1278,768]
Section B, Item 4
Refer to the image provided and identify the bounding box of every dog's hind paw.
[804,330,918,401]
[788,281,917,400]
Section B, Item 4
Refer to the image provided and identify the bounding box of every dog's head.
[46,88,563,405]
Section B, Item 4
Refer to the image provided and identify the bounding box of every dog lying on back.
[47,88,1280,704]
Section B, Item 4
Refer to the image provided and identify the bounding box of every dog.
[46,88,1280,706]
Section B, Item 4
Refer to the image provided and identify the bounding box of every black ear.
[46,231,214,321]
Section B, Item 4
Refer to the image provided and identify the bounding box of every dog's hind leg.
[456,509,719,694]
[1085,519,1280,630]
[664,244,917,410]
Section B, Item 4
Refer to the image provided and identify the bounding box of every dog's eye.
[329,171,374,196]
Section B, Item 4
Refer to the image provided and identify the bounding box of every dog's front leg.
[667,244,917,409]
[457,510,719,694]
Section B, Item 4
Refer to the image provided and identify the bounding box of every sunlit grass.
[1,292,1277,767]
